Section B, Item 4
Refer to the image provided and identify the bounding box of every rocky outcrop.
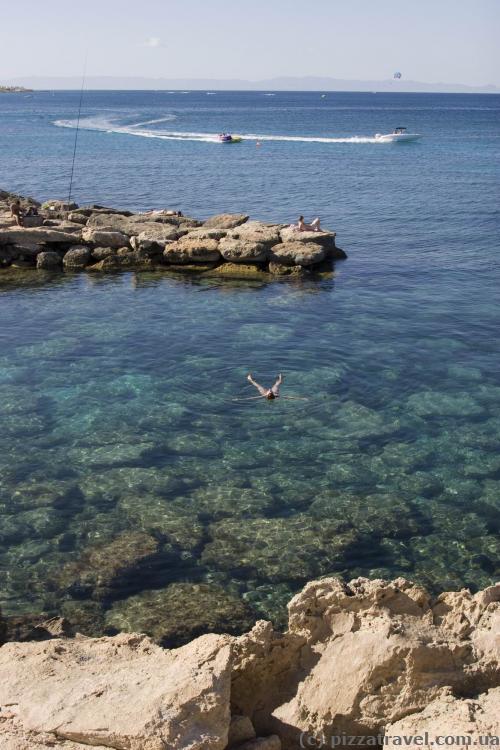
[1,577,498,750]
[0,632,233,750]
[0,192,346,280]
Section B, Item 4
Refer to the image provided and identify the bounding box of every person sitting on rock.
[297,215,321,232]
[10,199,24,227]
[247,373,283,400]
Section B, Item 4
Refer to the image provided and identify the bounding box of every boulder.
[184,227,228,241]
[269,241,325,266]
[91,247,117,261]
[279,227,336,249]
[226,221,281,248]
[63,246,91,269]
[0,228,81,246]
[88,252,156,271]
[129,224,182,252]
[227,715,256,747]
[385,688,500,745]
[86,213,198,234]
[36,251,62,270]
[203,213,249,229]
[0,632,232,750]
[164,237,221,264]
[0,246,17,266]
[81,228,131,248]
[67,212,89,225]
[219,237,269,264]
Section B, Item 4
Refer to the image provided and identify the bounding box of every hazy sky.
[1,0,499,85]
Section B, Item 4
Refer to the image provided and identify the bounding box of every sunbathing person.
[297,215,321,232]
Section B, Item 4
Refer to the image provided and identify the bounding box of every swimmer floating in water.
[233,373,307,402]
[247,372,283,400]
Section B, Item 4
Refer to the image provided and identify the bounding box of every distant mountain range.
[5,76,499,93]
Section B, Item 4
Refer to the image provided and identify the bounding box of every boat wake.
[53,115,382,145]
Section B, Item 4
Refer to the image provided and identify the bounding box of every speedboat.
[218,133,242,143]
[375,127,422,143]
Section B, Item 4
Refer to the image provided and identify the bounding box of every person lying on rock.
[10,199,24,227]
[297,215,321,232]
[247,373,283,400]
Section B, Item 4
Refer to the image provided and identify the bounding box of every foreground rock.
[0,633,233,750]
[0,191,346,279]
[0,577,498,750]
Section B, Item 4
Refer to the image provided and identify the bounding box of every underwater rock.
[268,262,310,276]
[309,492,422,539]
[62,246,91,269]
[204,213,249,229]
[206,262,270,279]
[407,390,484,417]
[105,582,255,647]
[36,251,62,269]
[202,515,357,583]
[56,530,161,600]
[269,241,326,266]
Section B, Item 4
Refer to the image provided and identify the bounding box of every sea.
[0,90,499,643]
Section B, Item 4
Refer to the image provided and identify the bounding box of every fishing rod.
[67,55,87,206]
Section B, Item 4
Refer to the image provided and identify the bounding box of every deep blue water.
[0,91,499,641]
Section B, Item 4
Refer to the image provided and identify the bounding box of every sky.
[1,0,499,86]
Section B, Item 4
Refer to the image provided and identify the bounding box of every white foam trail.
[129,115,177,127]
[53,116,383,144]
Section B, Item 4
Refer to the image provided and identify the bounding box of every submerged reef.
[0,190,346,279]
[0,576,499,749]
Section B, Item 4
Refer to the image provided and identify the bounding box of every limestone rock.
[67,212,89,225]
[164,237,221,264]
[279,226,336,248]
[91,246,117,261]
[269,241,325,266]
[226,221,281,248]
[227,715,256,747]
[219,237,269,263]
[204,213,249,229]
[62,246,91,269]
[81,228,131,248]
[22,216,44,228]
[88,252,156,270]
[185,227,228,241]
[0,632,232,750]
[36,251,62,269]
[385,687,500,744]
[0,228,81,246]
[129,224,181,251]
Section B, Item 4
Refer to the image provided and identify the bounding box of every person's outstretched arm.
[247,373,268,396]
[271,373,283,396]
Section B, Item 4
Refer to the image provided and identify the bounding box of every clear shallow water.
[0,91,499,642]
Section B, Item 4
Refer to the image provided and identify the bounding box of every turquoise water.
[0,91,499,643]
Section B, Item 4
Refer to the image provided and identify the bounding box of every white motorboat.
[375,127,422,143]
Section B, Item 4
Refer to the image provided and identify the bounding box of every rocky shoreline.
[0,190,346,281]
[1,576,499,749]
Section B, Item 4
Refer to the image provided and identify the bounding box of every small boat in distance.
[218,133,242,143]
[375,127,422,143]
